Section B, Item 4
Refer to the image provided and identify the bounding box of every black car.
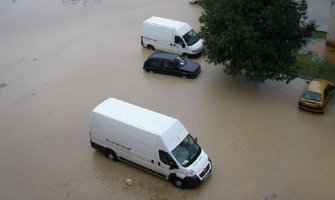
[143,52,201,78]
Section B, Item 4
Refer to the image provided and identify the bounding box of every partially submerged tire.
[175,178,184,188]
[170,176,185,189]
[147,45,155,50]
[105,149,118,161]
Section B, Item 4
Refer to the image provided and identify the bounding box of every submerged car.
[143,52,201,78]
[298,79,335,113]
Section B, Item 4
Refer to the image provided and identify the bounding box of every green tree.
[198,0,316,83]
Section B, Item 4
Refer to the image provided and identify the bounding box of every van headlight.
[184,169,196,176]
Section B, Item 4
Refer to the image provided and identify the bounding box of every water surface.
[0,1,335,200]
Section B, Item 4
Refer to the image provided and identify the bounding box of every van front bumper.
[183,175,202,188]
[184,161,212,188]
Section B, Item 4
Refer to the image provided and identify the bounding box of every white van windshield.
[182,29,200,46]
[171,134,201,167]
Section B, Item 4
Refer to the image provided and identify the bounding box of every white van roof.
[144,16,192,35]
[92,98,188,150]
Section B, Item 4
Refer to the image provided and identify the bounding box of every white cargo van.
[141,16,204,58]
[89,98,212,188]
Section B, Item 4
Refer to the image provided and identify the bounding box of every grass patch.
[294,31,335,81]
[311,31,327,40]
[295,51,335,81]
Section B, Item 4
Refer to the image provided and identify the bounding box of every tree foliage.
[198,0,316,83]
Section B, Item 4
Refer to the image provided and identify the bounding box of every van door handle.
[170,44,173,46]
[158,162,161,166]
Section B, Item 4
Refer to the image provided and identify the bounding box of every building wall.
[326,0,335,47]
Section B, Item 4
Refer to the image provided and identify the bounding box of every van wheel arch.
[147,44,155,50]
[169,174,185,189]
[104,149,119,161]
[182,53,189,58]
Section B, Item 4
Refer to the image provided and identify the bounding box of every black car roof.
[148,52,178,61]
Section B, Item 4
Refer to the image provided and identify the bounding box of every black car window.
[175,56,186,67]
[149,59,161,66]
[162,60,175,69]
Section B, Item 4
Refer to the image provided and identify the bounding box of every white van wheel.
[147,45,155,50]
[174,178,185,189]
[105,149,118,161]
[182,53,189,58]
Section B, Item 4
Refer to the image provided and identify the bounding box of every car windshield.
[171,134,201,167]
[182,29,200,46]
[175,56,186,67]
[302,91,321,102]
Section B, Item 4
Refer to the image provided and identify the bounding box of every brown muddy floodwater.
[309,41,335,64]
[1,1,335,200]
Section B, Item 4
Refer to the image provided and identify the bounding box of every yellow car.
[298,79,335,113]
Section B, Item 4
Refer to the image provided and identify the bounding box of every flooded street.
[1,1,335,200]
[309,41,335,64]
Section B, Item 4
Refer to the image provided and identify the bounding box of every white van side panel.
[141,16,203,56]
[89,98,212,187]
[89,98,191,153]
[89,98,185,162]
[90,112,159,159]
[89,113,111,147]
[142,23,174,53]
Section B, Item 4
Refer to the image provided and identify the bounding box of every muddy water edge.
[1,1,335,200]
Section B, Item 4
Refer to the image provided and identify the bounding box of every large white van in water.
[141,16,204,58]
[89,98,212,188]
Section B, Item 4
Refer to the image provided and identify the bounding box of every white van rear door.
[156,27,174,53]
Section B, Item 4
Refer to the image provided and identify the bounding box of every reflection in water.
[92,151,187,200]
